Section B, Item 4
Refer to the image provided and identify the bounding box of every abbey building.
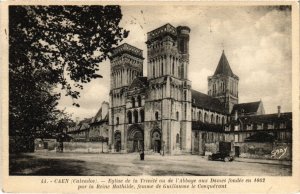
[109,23,286,155]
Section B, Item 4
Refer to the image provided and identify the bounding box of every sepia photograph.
[7,4,294,177]
[2,2,299,193]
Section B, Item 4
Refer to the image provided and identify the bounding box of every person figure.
[139,149,144,160]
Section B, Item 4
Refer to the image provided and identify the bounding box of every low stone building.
[192,105,292,160]
[88,101,109,142]
[224,109,292,159]
[67,117,92,142]
[65,102,109,143]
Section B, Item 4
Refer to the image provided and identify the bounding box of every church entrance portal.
[132,131,143,152]
[152,130,161,153]
[128,126,144,152]
[114,131,121,152]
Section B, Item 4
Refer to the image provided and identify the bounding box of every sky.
[57,5,292,121]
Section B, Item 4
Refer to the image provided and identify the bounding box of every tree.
[36,109,76,139]
[9,6,128,152]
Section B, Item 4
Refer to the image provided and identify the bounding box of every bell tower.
[208,50,239,114]
[144,24,192,154]
[109,43,144,152]
[110,43,143,90]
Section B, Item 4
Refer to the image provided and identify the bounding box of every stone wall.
[63,142,109,153]
[234,142,292,160]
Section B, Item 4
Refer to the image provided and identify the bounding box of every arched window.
[176,133,180,143]
[184,91,187,100]
[199,111,202,121]
[137,95,142,107]
[221,82,224,92]
[192,109,194,120]
[216,115,219,124]
[176,112,179,121]
[127,111,132,124]
[213,83,216,94]
[132,97,135,108]
[153,64,155,77]
[140,109,144,122]
[161,62,164,75]
[172,61,175,75]
[222,117,225,125]
[204,113,208,123]
[155,112,159,121]
[134,110,138,123]
[211,114,214,124]
[116,117,119,125]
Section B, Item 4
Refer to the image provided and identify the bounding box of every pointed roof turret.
[214,50,237,78]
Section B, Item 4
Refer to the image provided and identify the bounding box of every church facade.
[109,23,233,154]
[108,23,292,156]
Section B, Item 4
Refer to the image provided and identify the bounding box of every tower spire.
[208,50,239,113]
[214,50,235,77]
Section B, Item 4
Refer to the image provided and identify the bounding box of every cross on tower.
[221,41,225,52]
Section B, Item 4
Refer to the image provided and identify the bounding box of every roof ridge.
[240,112,292,117]
[191,89,225,113]
[237,101,261,105]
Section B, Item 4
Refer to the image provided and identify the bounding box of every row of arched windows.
[127,109,144,124]
[192,109,226,125]
[131,95,142,108]
[112,69,141,88]
[149,55,184,78]
[126,110,181,124]
[150,56,166,78]
[209,81,226,96]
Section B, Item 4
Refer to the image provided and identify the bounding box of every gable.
[129,77,148,90]
[231,101,261,115]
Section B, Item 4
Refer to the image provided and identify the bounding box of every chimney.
[277,106,281,117]
[235,110,238,121]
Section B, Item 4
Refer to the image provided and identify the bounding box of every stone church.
[108,23,292,156]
